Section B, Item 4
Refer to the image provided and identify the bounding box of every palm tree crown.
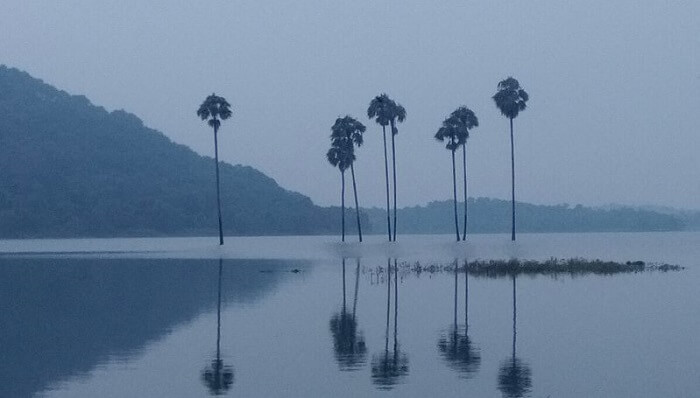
[331,116,366,147]
[436,116,468,150]
[367,94,392,127]
[388,101,406,136]
[492,77,529,119]
[326,140,355,172]
[450,106,479,130]
[197,93,233,129]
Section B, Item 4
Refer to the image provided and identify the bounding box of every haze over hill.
[0,66,691,238]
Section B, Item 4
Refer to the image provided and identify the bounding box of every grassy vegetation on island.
[367,258,684,279]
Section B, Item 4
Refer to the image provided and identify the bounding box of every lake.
[1,232,699,397]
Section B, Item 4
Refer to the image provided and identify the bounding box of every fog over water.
[1,1,698,209]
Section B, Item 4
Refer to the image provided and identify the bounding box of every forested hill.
[363,198,685,234]
[0,65,342,238]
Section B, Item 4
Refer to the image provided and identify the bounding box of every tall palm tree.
[493,78,529,241]
[331,116,366,242]
[387,99,406,242]
[197,94,233,245]
[367,94,393,241]
[434,119,464,241]
[327,140,355,242]
[449,107,479,240]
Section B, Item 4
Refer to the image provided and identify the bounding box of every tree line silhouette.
[197,77,528,245]
[322,77,529,244]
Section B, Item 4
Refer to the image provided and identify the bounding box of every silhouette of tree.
[331,116,366,242]
[371,259,409,389]
[326,140,355,242]
[437,260,481,377]
[435,118,466,241]
[449,107,479,240]
[367,94,394,241]
[493,78,528,241]
[202,259,234,395]
[197,94,233,245]
[497,276,532,397]
[329,258,367,371]
[387,99,406,242]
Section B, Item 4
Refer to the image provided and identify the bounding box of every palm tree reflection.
[371,259,409,389]
[329,258,367,370]
[497,275,532,398]
[202,259,234,395]
[437,260,481,377]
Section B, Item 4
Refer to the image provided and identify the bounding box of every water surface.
[1,232,698,397]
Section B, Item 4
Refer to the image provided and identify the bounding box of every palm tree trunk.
[382,126,392,241]
[213,125,224,245]
[350,163,362,242]
[462,143,468,241]
[390,123,398,242]
[341,171,346,242]
[510,118,516,241]
[451,147,460,242]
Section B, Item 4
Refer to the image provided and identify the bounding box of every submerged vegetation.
[365,258,684,279]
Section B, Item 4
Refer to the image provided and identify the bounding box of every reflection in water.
[330,258,368,370]
[437,260,481,377]
[497,275,532,398]
[202,259,234,395]
[371,259,409,390]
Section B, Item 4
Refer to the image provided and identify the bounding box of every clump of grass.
[372,258,683,279]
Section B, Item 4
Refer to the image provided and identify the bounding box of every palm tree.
[331,116,366,242]
[197,94,233,245]
[434,119,464,241]
[449,107,479,240]
[493,78,529,241]
[367,94,393,241]
[327,140,355,242]
[387,99,406,242]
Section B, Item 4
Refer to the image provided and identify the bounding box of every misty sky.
[2,1,698,209]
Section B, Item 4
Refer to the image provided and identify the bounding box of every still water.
[1,232,699,397]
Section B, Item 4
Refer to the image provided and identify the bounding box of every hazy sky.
[2,1,699,209]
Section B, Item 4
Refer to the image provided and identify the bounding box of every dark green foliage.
[363,198,685,234]
[492,77,529,120]
[0,66,346,238]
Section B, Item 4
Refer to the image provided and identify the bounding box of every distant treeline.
[362,198,686,234]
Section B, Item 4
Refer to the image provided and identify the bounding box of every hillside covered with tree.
[0,66,345,238]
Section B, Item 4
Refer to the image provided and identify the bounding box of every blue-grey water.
[1,232,699,397]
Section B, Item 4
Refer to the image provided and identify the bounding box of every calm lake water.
[1,232,699,397]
